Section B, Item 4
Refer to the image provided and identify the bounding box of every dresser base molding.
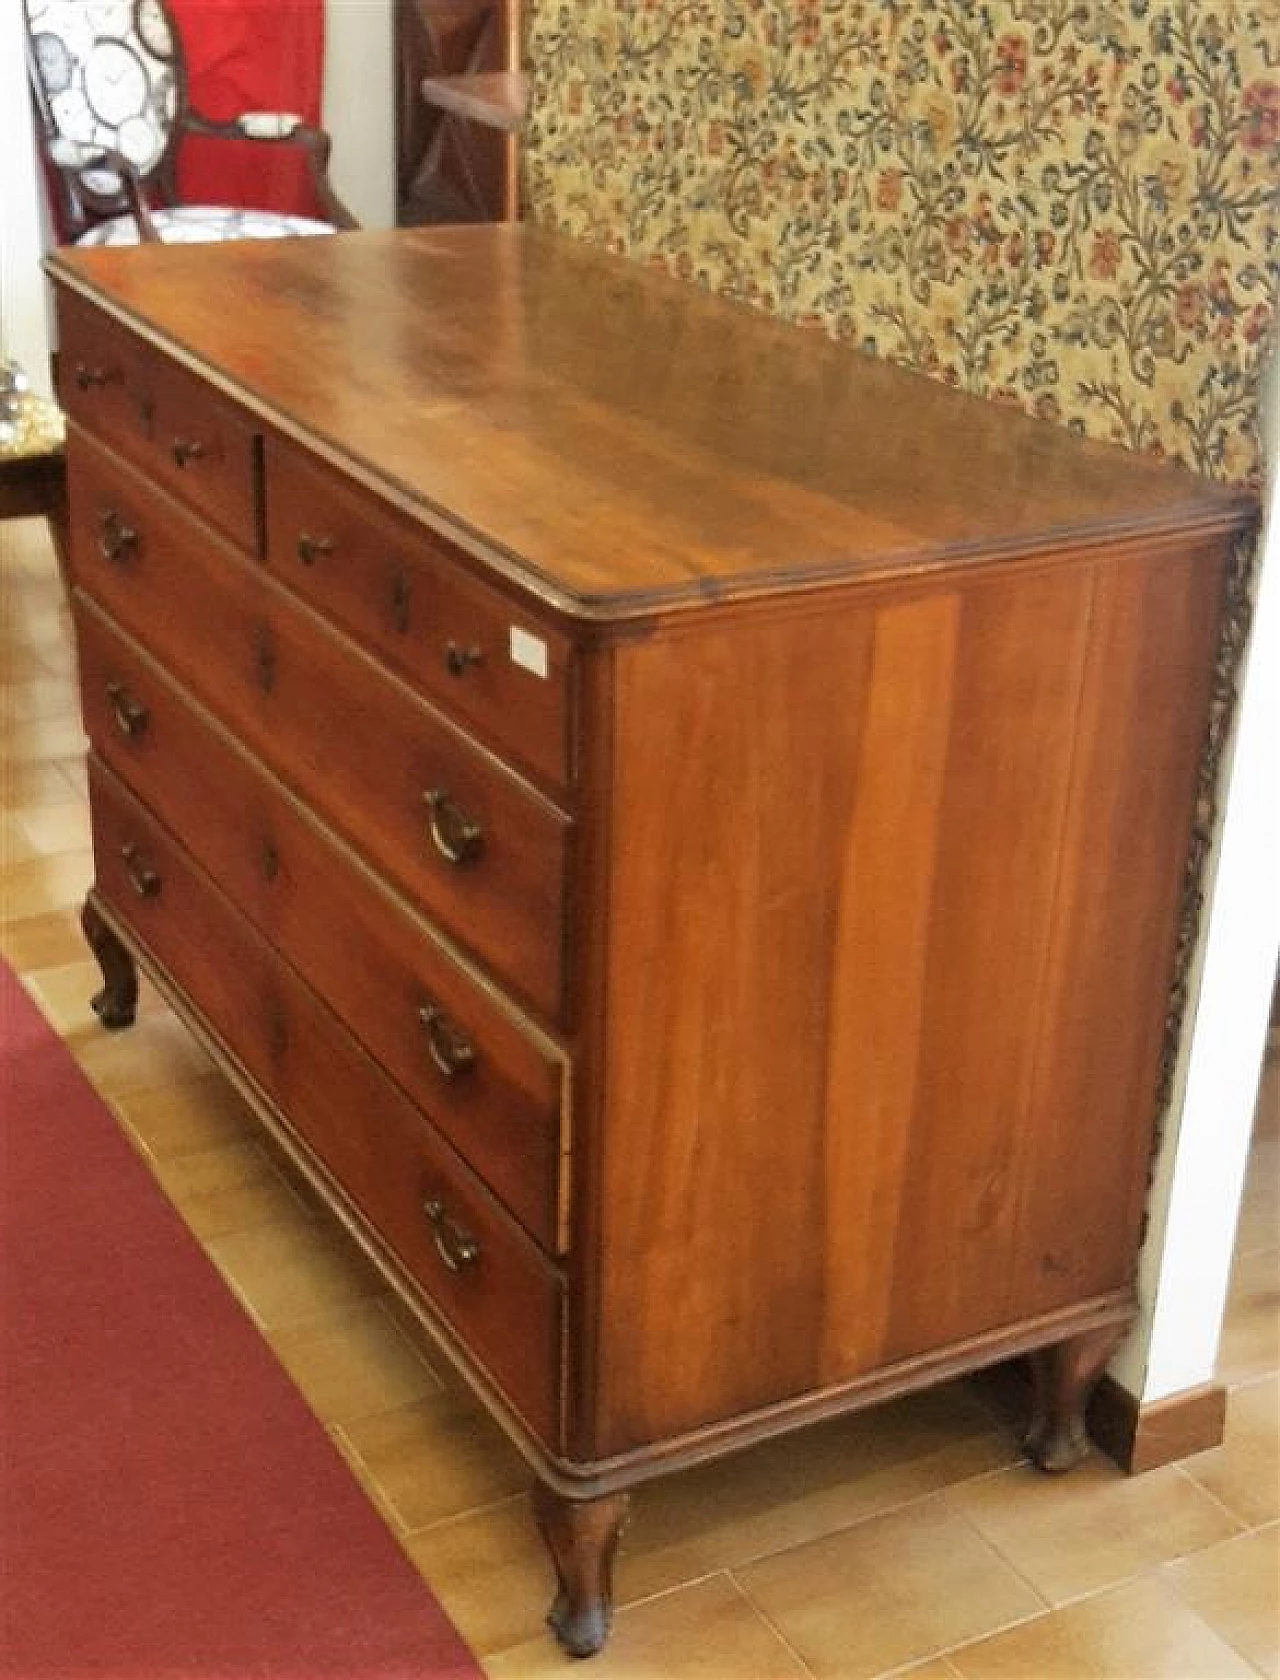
[1086,1376,1228,1474]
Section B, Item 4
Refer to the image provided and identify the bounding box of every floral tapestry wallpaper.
[524,0,1280,483]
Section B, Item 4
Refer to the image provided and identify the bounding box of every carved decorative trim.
[1147,522,1263,1218]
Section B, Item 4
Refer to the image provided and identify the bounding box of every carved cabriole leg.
[532,1483,630,1659]
[81,897,138,1030]
[1025,1323,1127,1473]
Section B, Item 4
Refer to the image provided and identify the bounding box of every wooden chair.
[396,0,526,224]
[24,0,357,247]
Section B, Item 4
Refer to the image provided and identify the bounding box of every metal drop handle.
[296,532,335,566]
[423,788,483,865]
[98,509,138,565]
[74,363,114,391]
[417,1001,476,1079]
[445,641,482,676]
[171,438,206,468]
[120,841,161,899]
[106,680,148,739]
[423,1197,480,1273]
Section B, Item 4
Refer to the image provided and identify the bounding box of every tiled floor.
[4,513,1277,1679]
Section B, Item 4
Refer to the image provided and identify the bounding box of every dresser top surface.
[49,225,1253,619]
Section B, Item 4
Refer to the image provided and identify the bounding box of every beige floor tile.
[485,1572,812,1680]
[614,1384,1020,1604]
[0,847,93,919]
[1216,1244,1280,1388]
[340,1386,529,1532]
[23,957,163,1036]
[1,674,82,723]
[946,1574,1258,1679]
[1,801,89,865]
[946,1453,1242,1607]
[736,1493,1043,1680]
[403,1494,554,1657]
[0,644,58,685]
[58,754,88,796]
[1184,1375,1280,1528]
[151,1139,313,1241]
[895,1664,962,1679]
[114,1074,257,1159]
[264,1300,441,1427]
[0,711,87,764]
[174,1174,318,1242]
[205,1216,385,1329]
[0,756,84,807]
[1165,1523,1279,1677]
[0,906,85,971]
[69,1006,213,1098]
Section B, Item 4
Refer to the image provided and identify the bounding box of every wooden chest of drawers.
[49,226,1255,1657]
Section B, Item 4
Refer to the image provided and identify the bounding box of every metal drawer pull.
[97,509,138,565]
[423,789,483,865]
[120,842,161,899]
[74,362,116,391]
[170,437,206,468]
[417,1002,476,1079]
[445,641,483,676]
[296,532,335,566]
[423,1197,480,1273]
[106,681,149,739]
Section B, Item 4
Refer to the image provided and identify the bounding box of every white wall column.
[323,0,395,229]
[1112,359,1280,1405]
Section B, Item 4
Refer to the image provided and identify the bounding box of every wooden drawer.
[68,429,571,1024]
[58,294,258,551]
[88,760,563,1444]
[58,293,153,463]
[264,436,574,789]
[77,604,568,1251]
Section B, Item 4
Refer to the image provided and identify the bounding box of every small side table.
[0,365,69,586]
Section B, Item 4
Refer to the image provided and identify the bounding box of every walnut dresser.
[47,226,1255,1657]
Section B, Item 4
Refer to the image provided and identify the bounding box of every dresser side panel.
[1005,535,1234,1316]
[592,564,1115,1454]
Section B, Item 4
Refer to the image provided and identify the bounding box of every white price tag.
[509,626,549,679]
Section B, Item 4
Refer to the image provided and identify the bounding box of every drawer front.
[77,605,568,1251]
[57,293,258,551]
[145,354,259,551]
[89,761,563,1444]
[58,293,153,460]
[264,437,575,790]
[69,430,571,1023]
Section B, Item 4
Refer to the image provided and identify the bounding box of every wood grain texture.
[68,426,572,1026]
[89,759,563,1443]
[588,548,1224,1455]
[76,602,568,1252]
[47,227,1251,619]
[263,434,576,791]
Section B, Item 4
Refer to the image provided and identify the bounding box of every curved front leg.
[1025,1323,1126,1473]
[532,1484,630,1659]
[81,897,138,1030]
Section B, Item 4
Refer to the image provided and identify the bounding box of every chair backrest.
[25,0,189,235]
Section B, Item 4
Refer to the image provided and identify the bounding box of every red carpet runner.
[0,959,484,1678]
